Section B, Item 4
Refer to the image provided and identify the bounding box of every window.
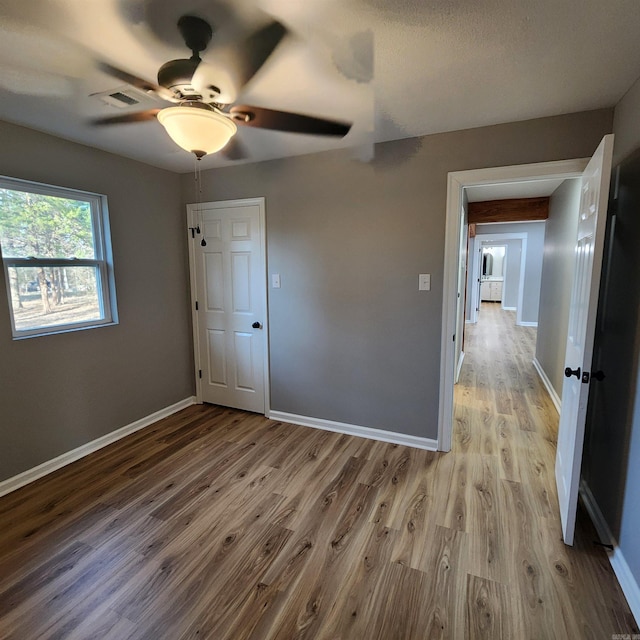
[0,176,117,338]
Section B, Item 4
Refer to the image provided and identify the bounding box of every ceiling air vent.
[108,91,139,106]
[90,86,156,109]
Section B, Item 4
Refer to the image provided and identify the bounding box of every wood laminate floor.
[0,303,637,639]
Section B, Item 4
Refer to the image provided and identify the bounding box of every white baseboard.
[502,306,517,311]
[0,396,197,498]
[455,351,465,383]
[580,481,640,625]
[518,320,539,327]
[532,358,561,414]
[610,546,640,626]
[268,410,438,451]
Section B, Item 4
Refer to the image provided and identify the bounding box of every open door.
[555,134,614,545]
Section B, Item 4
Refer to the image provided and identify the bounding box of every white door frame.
[186,197,270,414]
[471,234,527,325]
[438,158,588,451]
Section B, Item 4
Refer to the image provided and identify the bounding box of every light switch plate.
[419,274,431,291]
[272,273,281,288]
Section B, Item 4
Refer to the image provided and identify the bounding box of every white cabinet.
[480,279,503,302]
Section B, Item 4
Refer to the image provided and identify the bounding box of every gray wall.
[474,222,546,324]
[536,179,581,395]
[0,121,193,482]
[612,75,640,165]
[582,79,640,602]
[181,109,613,439]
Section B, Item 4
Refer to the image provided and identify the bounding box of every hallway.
[453,301,636,636]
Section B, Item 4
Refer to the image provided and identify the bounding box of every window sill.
[11,319,119,340]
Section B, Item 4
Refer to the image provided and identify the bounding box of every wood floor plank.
[438,453,469,532]
[64,607,137,640]
[517,432,557,519]
[415,524,467,639]
[314,522,397,640]
[259,482,376,640]
[495,416,523,482]
[498,477,566,639]
[466,574,512,640]
[466,454,508,584]
[364,561,434,639]
[167,523,293,639]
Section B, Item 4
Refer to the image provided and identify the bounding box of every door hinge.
[198,369,202,379]
[195,301,199,311]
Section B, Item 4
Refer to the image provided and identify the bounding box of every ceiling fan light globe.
[157,106,237,155]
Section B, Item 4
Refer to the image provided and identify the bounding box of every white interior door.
[555,135,614,545]
[188,198,268,414]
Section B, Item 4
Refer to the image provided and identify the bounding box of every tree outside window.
[0,177,117,338]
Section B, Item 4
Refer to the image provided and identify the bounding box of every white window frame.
[0,176,118,339]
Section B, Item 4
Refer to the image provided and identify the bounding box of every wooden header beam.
[468,196,549,224]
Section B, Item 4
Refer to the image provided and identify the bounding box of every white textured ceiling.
[1,0,640,173]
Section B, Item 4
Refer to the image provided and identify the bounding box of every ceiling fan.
[93,14,352,159]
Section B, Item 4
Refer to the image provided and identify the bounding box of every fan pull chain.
[197,158,206,246]
[193,154,207,247]
[193,154,200,234]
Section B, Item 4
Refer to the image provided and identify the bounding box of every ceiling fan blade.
[97,62,174,101]
[90,109,161,126]
[230,105,352,137]
[220,136,248,161]
[233,21,288,89]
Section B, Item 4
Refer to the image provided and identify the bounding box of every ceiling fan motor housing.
[157,16,216,100]
[177,15,213,55]
[157,58,201,94]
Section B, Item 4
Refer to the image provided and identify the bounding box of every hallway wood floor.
[0,303,637,639]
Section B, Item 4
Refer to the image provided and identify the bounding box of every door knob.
[252,321,262,329]
[564,366,581,379]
